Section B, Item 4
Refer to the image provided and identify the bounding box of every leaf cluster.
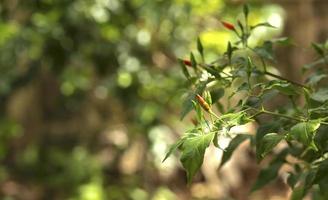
[164,5,328,199]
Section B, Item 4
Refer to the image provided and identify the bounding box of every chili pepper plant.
[163,5,328,199]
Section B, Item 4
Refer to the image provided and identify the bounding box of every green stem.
[264,71,309,89]
[209,110,220,119]
[262,109,302,121]
[248,107,303,122]
[259,56,267,72]
[209,110,227,126]
[247,46,309,89]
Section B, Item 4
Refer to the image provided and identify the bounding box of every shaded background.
[0,0,327,199]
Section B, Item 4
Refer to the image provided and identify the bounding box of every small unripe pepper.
[221,21,235,31]
[183,60,192,67]
[191,117,198,126]
[195,94,211,112]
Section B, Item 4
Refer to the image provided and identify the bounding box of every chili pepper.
[183,60,192,67]
[195,94,211,112]
[221,21,235,31]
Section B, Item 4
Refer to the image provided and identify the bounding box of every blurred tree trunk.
[274,0,328,82]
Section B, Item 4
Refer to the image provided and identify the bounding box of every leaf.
[180,82,207,120]
[220,134,251,168]
[264,80,298,95]
[192,100,203,123]
[256,133,283,161]
[210,88,224,103]
[306,74,327,85]
[213,132,219,147]
[204,91,212,105]
[180,132,214,184]
[246,56,252,77]
[313,159,328,184]
[250,22,276,30]
[162,137,187,162]
[271,37,293,46]
[180,93,195,120]
[237,20,244,33]
[303,58,326,70]
[179,59,190,79]
[220,111,253,127]
[243,4,249,19]
[287,172,300,189]
[312,43,324,57]
[243,96,261,108]
[318,177,328,198]
[197,37,204,60]
[251,160,284,192]
[291,185,306,200]
[254,41,274,61]
[227,42,233,62]
[290,120,321,148]
[256,122,280,148]
[314,125,328,152]
[310,88,328,102]
[203,66,221,78]
[190,52,197,70]
[236,82,249,92]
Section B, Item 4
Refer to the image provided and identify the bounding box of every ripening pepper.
[195,94,211,112]
[221,21,235,31]
[183,60,192,67]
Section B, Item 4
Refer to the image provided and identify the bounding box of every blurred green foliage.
[0,0,282,199]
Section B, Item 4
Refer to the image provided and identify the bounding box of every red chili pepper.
[221,21,235,31]
[195,94,211,112]
[183,60,192,67]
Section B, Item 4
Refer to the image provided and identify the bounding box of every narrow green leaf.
[312,43,325,57]
[246,56,252,77]
[271,37,293,46]
[251,161,283,192]
[264,80,298,95]
[162,137,186,162]
[204,91,212,105]
[190,52,197,70]
[254,41,274,61]
[243,4,249,19]
[180,93,195,120]
[220,134,251,168]
[250,22,276,30]
[291,185,305,200]
[203,66,221,78]
[179,59,190,79]
[236,82,249,92]
[303,58,326,70]
[180,82,207,120]
[197,37,204,60]
[256,133,283,161]
[237,20,244,34]
[227,42,232,62]
[180,132,214,184]
[287,172,300,189]
[306,74,327,85]
[213,132,219,147]
[192,100,203,123]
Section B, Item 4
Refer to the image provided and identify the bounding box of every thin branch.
[264,71,309,89]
